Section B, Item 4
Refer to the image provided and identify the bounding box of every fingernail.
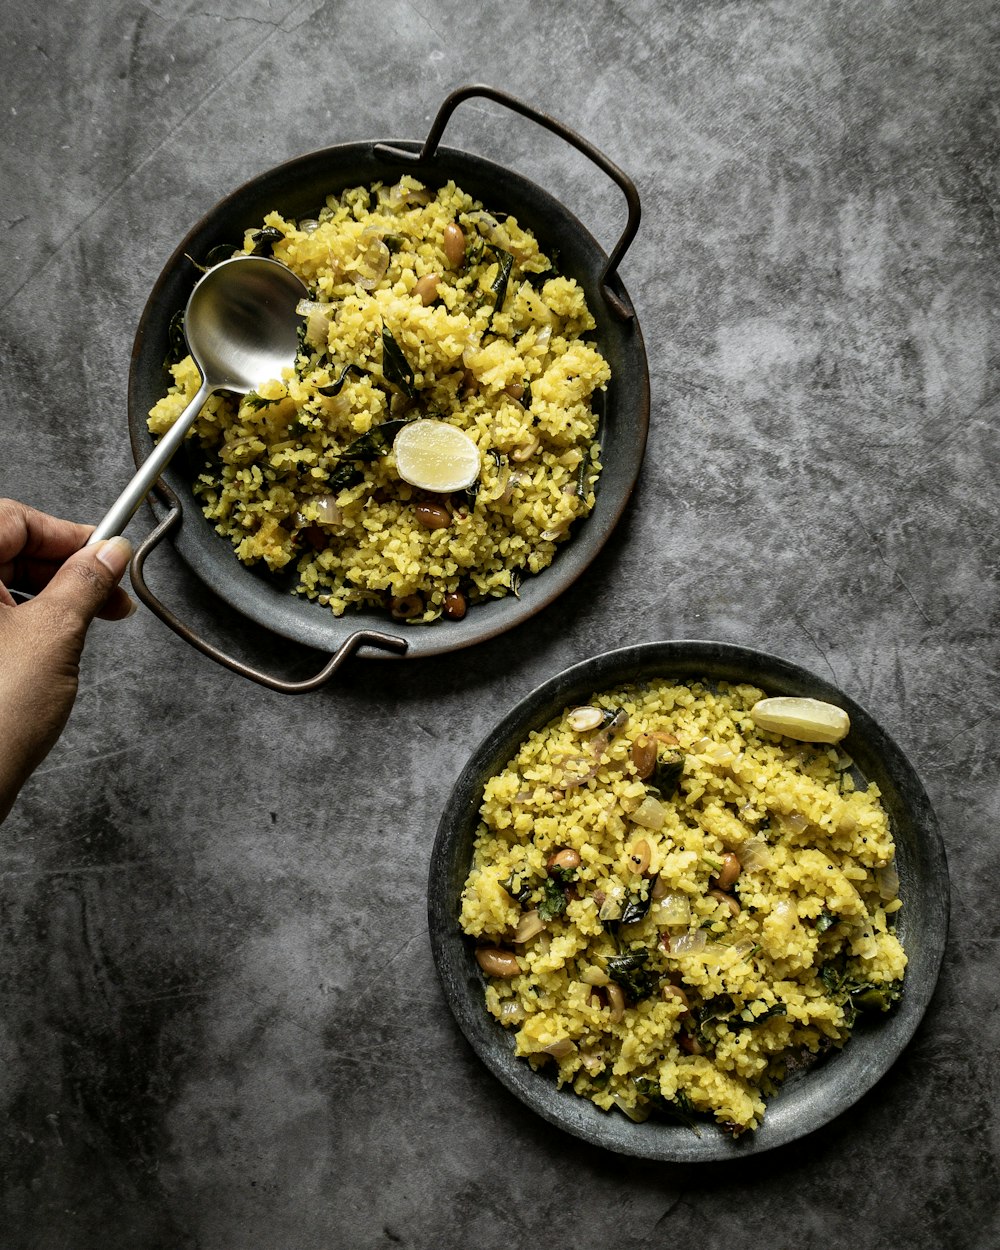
[95,536,133,579]
[125,594,139,618]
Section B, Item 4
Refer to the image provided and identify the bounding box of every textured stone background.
[1,1,998,1246]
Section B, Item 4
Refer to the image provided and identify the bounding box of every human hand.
[0,499,135,822]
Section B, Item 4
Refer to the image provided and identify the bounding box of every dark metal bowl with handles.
[126,85,649,692]
[427,640,949,1160]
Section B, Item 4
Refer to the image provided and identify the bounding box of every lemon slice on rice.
[393,419,481,493]
[750,697,850,744]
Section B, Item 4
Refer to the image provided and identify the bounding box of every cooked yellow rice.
[148,177,610,620]
[459,680,906,1134]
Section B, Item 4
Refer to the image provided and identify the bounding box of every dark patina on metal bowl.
[126,85,649,691]
[427,640,949,1161]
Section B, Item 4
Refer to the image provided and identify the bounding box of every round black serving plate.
[427,640,949,1161]
[126,86,649,681]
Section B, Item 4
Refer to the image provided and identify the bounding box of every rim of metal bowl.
[427,640,949,1161]
[127,138,649,663]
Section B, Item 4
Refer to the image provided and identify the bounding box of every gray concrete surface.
[1,1,997,1246]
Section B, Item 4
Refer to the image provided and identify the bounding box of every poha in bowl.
[459,678,905,1136]
[148,177,610,625]
[428,641,949,1160]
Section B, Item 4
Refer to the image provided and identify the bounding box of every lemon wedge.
[393,419,481,493]
[750,696,850,744]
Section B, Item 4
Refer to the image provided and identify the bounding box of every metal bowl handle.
[129,487,408,693]
[375,83,640,321]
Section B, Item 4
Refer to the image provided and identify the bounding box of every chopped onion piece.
[296,299,334,348]
[598,885,624,923]
[498,1000,526,1026]
[631,795,666,831]
[296,298,333,317]
[838,810,858,834]
[874,863,899,900]
[310,494,342,525]
[514,910,545,944]
[730,939,757,961]
[560,754,603,790]
[668,930,707,956]
[500,468,530,504]
[386,180,431,208]
[348,239,390,289]
[464,209,502,241]
[739,836,772,872]
[589,708,629,759]
[708,743,737,765]
[654,891,691,926]
[612,1094,650,1123]
[541,1037,576,1060]
[768,899,799,942]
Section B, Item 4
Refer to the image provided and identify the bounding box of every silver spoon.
[89,254,308,545]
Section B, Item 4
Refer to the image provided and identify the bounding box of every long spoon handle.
[88,378,212,545]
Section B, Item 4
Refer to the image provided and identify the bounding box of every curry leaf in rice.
[537,865,576,921]
[325,419,411,490]
[619,888,655,927]
[326,462,363,492]
[501,872,535,906]
[337,418,411,463]
[484,244,514,329]
[606,949,660,1003]
[380,326,418,398]
[537,878,569,922]
[633,1079,700,1130]
[249,225,284,256]
[726,1003,788,1031]
[649,749,685,799]
[317,363,370,397]
[242,392,281,412]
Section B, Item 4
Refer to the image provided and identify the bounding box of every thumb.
[38,536,133,631]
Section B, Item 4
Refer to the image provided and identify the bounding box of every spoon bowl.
[90,255,307,545]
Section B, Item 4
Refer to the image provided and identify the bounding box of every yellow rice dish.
[148,177,610,621]
[459,681,906,1135]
